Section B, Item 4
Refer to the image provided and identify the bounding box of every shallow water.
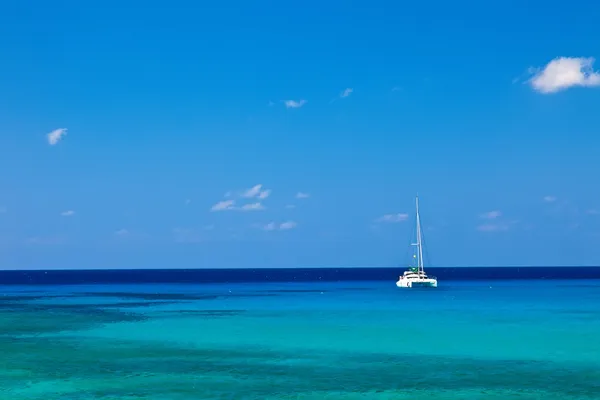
[1,280,600,399]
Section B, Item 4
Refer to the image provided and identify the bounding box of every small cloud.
[544,196,557,203]
[391,86,402,92]
[268,100,275,107]
[185,199,191,205]
[285,204,296,209]
[340,88,353,98]
[528,57,600,94]
[224,191,232,198]
[114,228,129,236]
[257,189,271,200]
[47,128,67,146]
[242,184,270,199]
[376,213,409,223]
[480,210,501,219]
[587,209,599,215]
[60,210,75,217]
[279,221,297,230]
[210,200,235,212]
[296,192,310,199]
[240,202,265,211]
[261,220,297,231]
[283,100,307,109]
[263,222,277,231]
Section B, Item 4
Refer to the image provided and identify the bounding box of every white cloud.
[257,189,271,200]
[263,222,277,231]
[212,184,271,212]
[47,128,67,146]
[61,210,75,217]
[210,200,235,211]
[283,100,306,109]
[279,221,297,230]
[340,88,353,98]
[285,204,296,209]
[243,184,262,198]
[240,202,265,211]
[296,192,310,199]
[529,57,600,94]
[262,220,297,231]
[544,196,557,203]
[376,213,409,223]
[480,210,501,219]
[242,184,271,199]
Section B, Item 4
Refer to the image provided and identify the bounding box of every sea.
[1,267,600,400]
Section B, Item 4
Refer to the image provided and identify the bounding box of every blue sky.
[1,0,599,269]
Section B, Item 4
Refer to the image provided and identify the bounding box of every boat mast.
[415,195,424,274]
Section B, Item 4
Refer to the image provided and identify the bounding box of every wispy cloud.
[114,228,129,236]
[283,100,306,109]
[47,128,67,146]
[240,202,265,211]
[242,184,271,200]
[376,213,409,223]
[587,209,599,215]
[285,204,296,209]
[528,57,600,94]
[296,192,310,199]
[340,88,353,98]
[211,184,271,212]
[60,210,75,217]
[279,221,297,230]
[210,200,235,212]
[480,210,501,219]
[263,222,277,231]
[263,221,297,231]
[544,196,557,203]
[257,189,271,200]
[391,86,402,92]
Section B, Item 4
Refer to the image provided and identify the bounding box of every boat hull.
[396,278,438,288]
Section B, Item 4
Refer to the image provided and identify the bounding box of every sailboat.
[396,195,438,288]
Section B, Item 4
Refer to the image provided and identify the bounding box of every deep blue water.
[1,266,600,285]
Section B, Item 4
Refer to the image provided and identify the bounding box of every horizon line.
[1,265,599,272]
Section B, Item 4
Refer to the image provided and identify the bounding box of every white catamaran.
[396,195,438,288]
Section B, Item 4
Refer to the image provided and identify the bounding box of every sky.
[1,0,600,269]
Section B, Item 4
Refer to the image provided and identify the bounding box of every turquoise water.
[1,280,600,399]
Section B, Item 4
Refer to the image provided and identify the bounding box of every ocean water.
[1,273,600,399]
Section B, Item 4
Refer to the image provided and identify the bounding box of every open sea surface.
[1,268,600,399]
